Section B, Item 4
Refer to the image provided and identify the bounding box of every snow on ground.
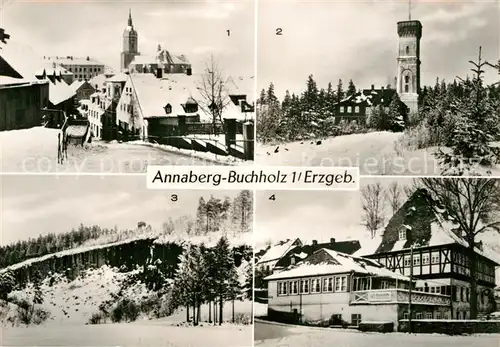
[254,320,499,347]
[254,302,267,317]
[2,321,252,347]
[5,266,151,326]
[0,127,243,173]
[257,132,500,176]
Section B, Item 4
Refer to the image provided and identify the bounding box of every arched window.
[404,75,411,93]
[164,103,172,114]
[406,46,410,55]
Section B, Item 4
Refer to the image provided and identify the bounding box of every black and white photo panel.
[0,0,255,173]
[254,178,500,346]
[0,175,253,347]
[256,0,500,176]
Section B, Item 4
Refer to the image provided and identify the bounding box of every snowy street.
[2,321,252,347]
[254,320,499,347]
[0,127,234,173]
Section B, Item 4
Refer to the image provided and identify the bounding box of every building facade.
[396,20,422,115]
[365,188,498,320]
[45,56,105,82]
[266,248,451,329]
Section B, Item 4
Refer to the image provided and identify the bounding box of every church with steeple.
[121,9,139,72]
[119,10,191,75]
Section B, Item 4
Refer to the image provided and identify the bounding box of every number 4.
[269,194,276,201]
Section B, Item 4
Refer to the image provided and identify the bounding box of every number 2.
[276,28,282,36]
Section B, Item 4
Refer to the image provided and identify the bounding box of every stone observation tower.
[396,19,422,115]
[121,9,139,72]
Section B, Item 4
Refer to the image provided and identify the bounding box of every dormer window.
[406,46,410,55]
[164,103,172,114]
[399,229,406,241]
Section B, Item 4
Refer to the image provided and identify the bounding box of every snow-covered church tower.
[121,9,139,72]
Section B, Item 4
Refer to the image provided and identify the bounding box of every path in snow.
[0,127,234,173]
[254,320,499,347]
[257,132,442,175]
[2,322,252,347]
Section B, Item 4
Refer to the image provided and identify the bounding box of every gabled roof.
[49,80,76,106]
[0,41,47,85]
[336,88,396,108]
[89,74,108,90]
[256,238,302,264]
[371,188,499,264]
[265,248,409,281]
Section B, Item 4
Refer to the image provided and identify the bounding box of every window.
[164,104,172,114]
[466,287,469,302]
[351,314,362,326]
[404,255,411,267]
[413,255,420,266]
[278,282,286,296]
[404,75,410,93]
[460,287,464,302]
[403,312,409,319]
[354,106,360,113]
[430,287,436,294]
[341,276,347,292]
[335,277,341,292]
[311,278,321,293]
[339,106,344,113]
[406,46,410,55]
[431,252,440,264]
[436,312,441,320]
[347,106,352,113]
[323,278,333,292]
[301,279,309,294]
[416,312,423,319]
[399,229,406,241]
[290,281,299,295]
[426,312,433,320]
[422,253,430,265]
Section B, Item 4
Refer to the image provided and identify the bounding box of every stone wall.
[398,319,500,334]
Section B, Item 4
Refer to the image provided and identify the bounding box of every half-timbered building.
[265,248,451,329]
[365,188,498,320]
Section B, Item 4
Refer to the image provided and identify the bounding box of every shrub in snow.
[88,311,106,325]
[233,313,251,325]
[111,298,140,323]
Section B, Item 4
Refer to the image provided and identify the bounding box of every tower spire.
[408,0,412,21]
[128,8,133,27]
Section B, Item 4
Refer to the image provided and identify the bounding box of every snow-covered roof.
[131,55,159,66]
[89,74,108,90]
[107,72,128,83]
[0,41,47,85]
[44,56,104,66]
[265,248,409,281]
[257,238,301,264]
[127,73,252,121]
[49,80,76,106]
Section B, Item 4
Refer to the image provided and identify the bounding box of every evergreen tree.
[347,79,357,97]
[195,197,207,235]
[301,75,319,112]
[386,93,407,132]
[336,79,345,103]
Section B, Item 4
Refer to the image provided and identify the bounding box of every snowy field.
[0,127,246,173]
[2,321,252,347]
[257,132,500,176]
[254,320,499,347]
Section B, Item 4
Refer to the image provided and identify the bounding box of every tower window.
[406,46,410,55]
[404,75,410,93]
[164,103,172,114]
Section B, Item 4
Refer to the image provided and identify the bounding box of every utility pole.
[408,242,413,334]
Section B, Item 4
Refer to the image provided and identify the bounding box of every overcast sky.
[2,0,254,76]
[0,175,241,246]
[258,0,500,98]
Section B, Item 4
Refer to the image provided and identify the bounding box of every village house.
[45,55,105,82]
[69,80,96,102]
[364,188,499,320]
[0,39,50,131]
[265,248,451,329]
[256,239,303,273]
[334,86,398,124]
[115,72,254,140]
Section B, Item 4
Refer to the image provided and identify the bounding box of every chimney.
[312,240,318,247]
[186,67,192,76]
[371,84,374,90]
[330,238,336,244]
[290,255,296,266]
[86,56,90,61]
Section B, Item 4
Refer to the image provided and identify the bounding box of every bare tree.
[403,179,422,200]
[385,182,404,215]
[361,183,385,239]
[420,178,500,319]
[196,55,231,133]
